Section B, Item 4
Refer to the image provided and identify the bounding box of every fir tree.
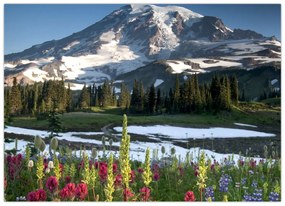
[148,84,156,114]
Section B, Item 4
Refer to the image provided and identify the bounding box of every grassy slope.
[8,102,280,133]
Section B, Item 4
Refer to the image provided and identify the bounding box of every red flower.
[115,174,122,187]
[27,191,39,201]
[130,170,136,183]
[152,163,159,173]
[46,176,58,193]
[123,188,134,201]
[184,191,195,201]
[75,183,88,200]
[65,176,71,184]
[60,183,75,200]
[37,189,47,201]
[194,170,199,177]
[137,168,144,174]
[113,163,118,174]
[140,187,151,201]
[99,164,108,182]
[153,172,160,181]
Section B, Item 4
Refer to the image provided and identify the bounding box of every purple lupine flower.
[241,178,247,185]
[252,189,263,201]
[243,189,263,201]
[204,186,215,201]
[251,180,258,188]
[269,192,279,201]
[219,174,232,192]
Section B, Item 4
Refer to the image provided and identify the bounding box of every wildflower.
[115,174,122,187]
[269,192,279,201]
[60,183,75,200]
[153,172,160,181]
[140,186,151,201]
[251,180,258,188]
[142,148,152,187]
[99,163,108,182]
[45,168,50,174]
[205,186,215,201]
[184,191,195,201]
[219,174,232,192]
[241,178,247,185]
[113,163,118,174]
[28,160,34,168]
[119,114,132,190]
[130,170,136,183]
[138,167,144,174]
[36,156,44,188]
[27,191,39,201]
[65,176,71,184]
[75,183,88,200]
[104,153,115,202]
[249,170,254,175]
[46,176,58,193]
[48,161,54,169]
[37,189,47,201]
[197,151,208,201]
[123,188,134,201]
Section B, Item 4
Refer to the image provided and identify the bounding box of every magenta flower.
[184,191,195,201]
[75,183,88,200]
[46,176,58,193]
[37,189,47,201]
[140,187,151,201]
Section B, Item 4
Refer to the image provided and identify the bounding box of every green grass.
[8,103,280,133]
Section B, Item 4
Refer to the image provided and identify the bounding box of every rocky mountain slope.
[4,4,281,89]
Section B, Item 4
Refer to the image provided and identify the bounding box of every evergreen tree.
[155,88,162,114]
[78,84,90,108]
[66,83,72,112]
[148,84,156,114]
[230,75,239,105]
[130,80,139,113]
[173,75,180,113]
[9,77,22,115]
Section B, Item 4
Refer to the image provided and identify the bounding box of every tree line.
[4,74,239,119]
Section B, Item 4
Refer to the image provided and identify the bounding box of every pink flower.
[46,176,58,193]
[99,164,108,182]
[75,183,88,200]
[27,191,39,201]
[60,183,76,200]
[140,187,151,201]
[137,168,144,174]
[65,176,71,184]
[115,174,122,187]
[113,163,118,174]
[37,189,47,201]
[184,191,195,201]
[130,170,136,183]
[153,172,160,181]
[123,188,134,201]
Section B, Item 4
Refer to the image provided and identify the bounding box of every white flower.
[28,160,34,168]
[45,168,50,174]
[48,161,54,169]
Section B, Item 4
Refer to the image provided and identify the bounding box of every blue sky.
[4,4,281,54]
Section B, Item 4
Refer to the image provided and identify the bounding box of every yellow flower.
[143,148,152,187]
[104,153,115,202]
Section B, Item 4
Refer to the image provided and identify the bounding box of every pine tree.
[193,74,202,112]
[66,83,72,112]
[155,88,162,114]
[9,77,22,115]
[173,75,180,113]
[78,84,90,108]
[130,80,139,113]
[230,75,239,105]
[148,84,156,114]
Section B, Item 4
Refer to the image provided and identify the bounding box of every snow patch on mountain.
[166,60,207,74]
[63,41,80,51]
[154,79,164,87]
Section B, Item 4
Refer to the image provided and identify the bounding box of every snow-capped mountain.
[4,4,281,89]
